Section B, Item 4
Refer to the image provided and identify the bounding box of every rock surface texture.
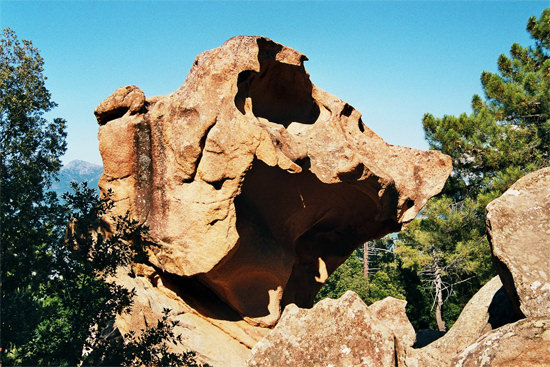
[109,264,268,367]
[368,296,416,349]
[451,317,550,367]
[95,36,452,365]
[486,167,550,318]
[247,292,415,367]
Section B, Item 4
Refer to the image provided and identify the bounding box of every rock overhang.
[94,36,452,327]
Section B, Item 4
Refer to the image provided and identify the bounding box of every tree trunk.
[435,267,446,332]
[363,242,369,280]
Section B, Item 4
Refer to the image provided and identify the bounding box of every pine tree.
[423,8,550,204]
[394,8,550,330]
[394,198,492,331]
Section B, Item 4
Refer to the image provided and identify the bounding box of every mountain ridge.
[51,160,102,195]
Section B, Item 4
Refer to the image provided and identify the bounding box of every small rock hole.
[340,103,354,117]
[295,156,311,170]
[358,118,365,132]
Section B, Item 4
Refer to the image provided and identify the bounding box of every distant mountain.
[50,160,103,195]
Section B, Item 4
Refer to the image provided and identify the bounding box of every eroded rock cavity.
[95,36,452,334]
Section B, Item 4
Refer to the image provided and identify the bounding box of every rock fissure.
[184,117,218,184]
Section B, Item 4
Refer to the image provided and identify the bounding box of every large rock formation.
[94,34,550,365]
[486,167,550,318]
[95,36,452,365]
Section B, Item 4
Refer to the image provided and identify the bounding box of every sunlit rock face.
[450,317,550,367]
[247,292,414,367]
[95,36,452,331]
[486,167,550,319]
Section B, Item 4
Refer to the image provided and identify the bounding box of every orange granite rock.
[451,317,550,367]
[486,167,550,318]
[247,292,400,367]
[94,36,452,366]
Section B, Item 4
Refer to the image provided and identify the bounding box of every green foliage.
[402,8,550,330]
[396,198,490,277]
[314,250,370,303]
[366,270,405,304]
[1,29,205,367]
[423,9,550,201]
[1,26,68,363]
[393,198,493,330]
[315,244,405,306]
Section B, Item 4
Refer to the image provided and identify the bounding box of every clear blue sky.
[2,1,548,165]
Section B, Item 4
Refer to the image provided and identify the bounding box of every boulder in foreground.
[247,292,414,367]
[451,317,550,367]
[411,276,517,366]
[486,167,550,318]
